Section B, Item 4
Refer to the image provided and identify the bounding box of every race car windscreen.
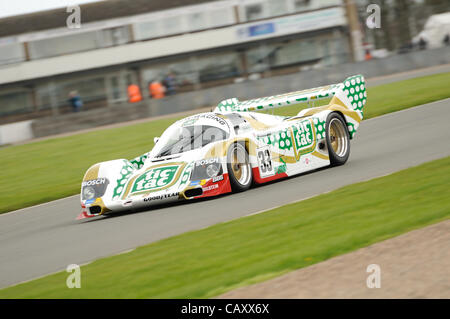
[153,124,229,158]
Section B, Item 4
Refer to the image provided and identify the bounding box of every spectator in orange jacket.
[149,80,166,99]
[364,49,373,61]
[127,84,143,103]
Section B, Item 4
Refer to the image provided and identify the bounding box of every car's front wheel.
[227,142,253,192]
[326,112,350,166]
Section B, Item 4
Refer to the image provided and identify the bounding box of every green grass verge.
[1,72,449,214]
[1,156,449,298]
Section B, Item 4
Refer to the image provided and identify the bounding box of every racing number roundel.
[257,146,274,178]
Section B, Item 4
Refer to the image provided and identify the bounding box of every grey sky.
[0,0,104,18]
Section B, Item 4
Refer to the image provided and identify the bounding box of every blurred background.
[0,0,449,142]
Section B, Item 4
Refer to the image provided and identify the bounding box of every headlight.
[83,186,96,200]
[191,158,223,181]
[81,178,109,200]
[206,164,220,178]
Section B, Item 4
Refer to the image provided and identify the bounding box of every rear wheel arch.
[331,111,351,139]
[325,112,351,166]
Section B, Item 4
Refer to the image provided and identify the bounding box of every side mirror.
[154,137,160,144]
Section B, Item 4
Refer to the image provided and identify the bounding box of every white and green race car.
[78,75,367,220]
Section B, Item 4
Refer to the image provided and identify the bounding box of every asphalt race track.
[1,99,450,289]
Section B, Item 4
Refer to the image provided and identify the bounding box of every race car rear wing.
[214,75,366,119]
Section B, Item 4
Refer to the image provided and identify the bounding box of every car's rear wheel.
[227,142,252,192]
[326,112,350,166]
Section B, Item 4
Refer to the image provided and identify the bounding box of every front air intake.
[89,206,102,215]
[184,188,203,198]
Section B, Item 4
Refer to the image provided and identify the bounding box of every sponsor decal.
[195,158,219,167]
[122,200,133,207]
[183,114,227,127]
[143,192,179,202]
[290,119,317,160]
[248,23,275,37]
[82,178,108,187]
[212,175,224,183]
[203,184,219,192]
[85,198,95,205]
[199,114,227,126]
[292,119,314,150]
[131,165,181,193]
[182,118,197,127]
[190,179,209,186]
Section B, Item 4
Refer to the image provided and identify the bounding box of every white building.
[0,0,353,124]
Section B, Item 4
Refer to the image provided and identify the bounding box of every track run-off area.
[0,97,449,289]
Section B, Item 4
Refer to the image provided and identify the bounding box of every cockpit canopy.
[150,114,231,158]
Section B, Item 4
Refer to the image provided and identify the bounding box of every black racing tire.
[227,142,253,192]
[325,112,350,166]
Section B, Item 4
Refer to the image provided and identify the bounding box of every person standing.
[127,83,143,103]
[418,36,428,50]
[68,91,83,112]
[149,80,166,99]
[443,34,450,46]
[162,72,177,96]
[364,49,373,61]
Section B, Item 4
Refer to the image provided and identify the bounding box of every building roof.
[0,0,218,38]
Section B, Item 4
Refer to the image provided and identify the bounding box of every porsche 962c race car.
[78,75,367,219]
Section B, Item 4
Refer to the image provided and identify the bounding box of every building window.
[245,4,265,21]
[267,0,289,17]
[36,77,107,111]
[161,16,183,36]
[0,42,26,65]
[196,52,243,83]
[0,90,33,116]
[293,0,312,12]
[28,31,99,59]
[142,58,197,91]
[57,78,106,105]
[245,37,325,73]
[140,50,243,92]
[245,45,273,73]
[100,27,131,47]
[135,20,161,40]
[187,12,207,32]
[209,7,235,27]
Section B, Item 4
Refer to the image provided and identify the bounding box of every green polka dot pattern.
[257,129,293,151]
[215,75,365,117]
[313,117,327,140]
[256,117,330,152]
[216,98,239,112]
[112,160,135,200]
[341,75,367,117]
[130,154,148,170]
[347,122,357,139]
[277,130,293,151]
